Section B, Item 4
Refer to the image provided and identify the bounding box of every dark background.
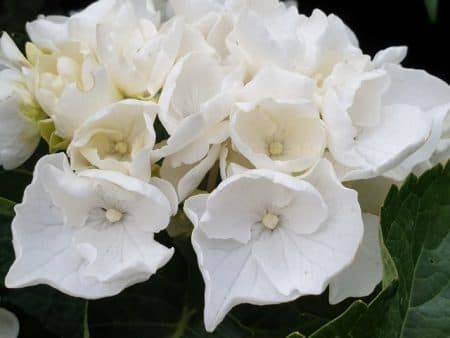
[0,0,448,82]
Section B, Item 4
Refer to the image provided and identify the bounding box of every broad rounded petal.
[74,224,174,283]
[26,15,69,51]
[240,66,315,103]
[54,67,121,139]
[0,308,19,338]
[158,52,225,134]
[382,64,450,110]
[0,95,40,170]
[351,104,430,179]
[329,213,383,304]
[384,105,449,181]
[192,229,298,332]
[373,46,407,67]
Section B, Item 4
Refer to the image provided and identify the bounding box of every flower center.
[105,208,123,223]
[268,142,284,157]
[262,213,279,230]
[114,141,129,155]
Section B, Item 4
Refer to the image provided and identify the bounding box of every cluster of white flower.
[1,0,449,332]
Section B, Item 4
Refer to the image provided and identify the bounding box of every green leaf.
[0,197,15,218]
[425,0,439,23]
[309,301,368,338]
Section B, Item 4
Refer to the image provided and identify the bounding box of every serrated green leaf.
[425,0,439,23]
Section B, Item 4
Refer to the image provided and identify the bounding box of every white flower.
[379,64,450,181]
[68,100,158,181]
[96,4,179,98]
[227,0,303,75]
[29,42,121,139]
[0,69,41,170]
[6,153,177,299]
[231,66,325,174]
[96,0,211,98]
[155,52,243,199]
[329,213,383,304]
[28,0,212,99]
[322,58,435,181]
[184,160,363,331]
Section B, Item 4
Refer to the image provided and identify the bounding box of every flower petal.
[329,213,383,304]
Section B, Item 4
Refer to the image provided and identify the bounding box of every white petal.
[161,144,221,201]
[0,308,19,338]
[329,213,383,304]
[183,193,208,227]
[373,46,407,67]
[191,229,297,332]
[239,66,315,103]
[351,104,430,179]
[384,105,449,181]
[0,95,40,170]
[54,67,121,139]
[26,15,69,51]
[0,33,29,69]
[150,177,179,216]
[382,64,450,110]
[74,224,173,283]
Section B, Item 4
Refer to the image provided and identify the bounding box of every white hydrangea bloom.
[0,308,19,338]
[0,34,42,170]
[184,160,363,331]
[231,66,325,174]
[28,0,213,99]
[28,41,121,139]
[68,100,158,181]
[156,52,243,200]
[6,153,177,299]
